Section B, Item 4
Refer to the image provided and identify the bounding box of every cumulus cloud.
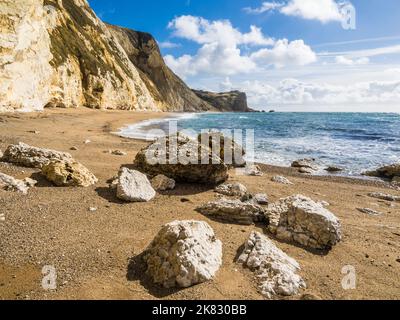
[335,56,369,65]
[236,78,400,107]
[245,0,352,24]
[251,39,317,68]
[164,15,316,78]
[159,41,181,49]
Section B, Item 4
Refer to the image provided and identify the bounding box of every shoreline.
[0,108,399,300]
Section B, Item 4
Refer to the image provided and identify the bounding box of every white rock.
[238,232,306,298]
[116,167,155,202]
[215,182,247,197]
[265,195,342,250]
[271,176,293,185]
[196,198,265,225]
[253,194,269,205]
[23,178,37,187]
[0,172,30,194]
[144,220,222,288]
[2,142,72,168]
[244,164,263,176]
[84,140,91,144]
[0,213,5,222]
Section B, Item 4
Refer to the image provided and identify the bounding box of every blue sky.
[89,0,400,111]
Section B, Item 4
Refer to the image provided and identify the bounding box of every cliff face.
[0,0,249,113]
[107,25,214,112]
[0,0,157,112]
[193,90,251,112]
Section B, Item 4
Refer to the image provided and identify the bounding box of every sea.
[118,112,400,177]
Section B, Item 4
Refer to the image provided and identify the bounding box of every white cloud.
[243,2,283,14]
[164,15,316,78]
[320,44,400,59]
[159,41,181,49]
[235,78,400,107]
[251,39,317,68]
[167,15,274,46]
[335,56,369,65]
[244,0,352,24]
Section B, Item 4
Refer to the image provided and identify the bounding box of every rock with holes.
[265,195,342,250]
[144,220,222,288]
[42,159,98,187]
[134,133,229,184]
[151,174,176,191]
[116,167,155,202]
[196,198,265,225]
[2,142,72,168]
[215,182,247,197]
[238,232,306,298]
[271,176,293,185]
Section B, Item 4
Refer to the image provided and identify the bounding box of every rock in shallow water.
[42,159,98,187]
[117,167,156,202]
[265,195,342,250]
[151,174,176,191]
[134,133,229,184]
[196,198,265,225]
[364,163,400,181]
[2,142,72,168]
[215,182,247,197]
[238,231,306,298]
[144,220,222,288]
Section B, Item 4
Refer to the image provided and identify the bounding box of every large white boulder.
[144,220,222,288]
[116,167,155,202]
[238,232,306,298]
[265,195,342,250]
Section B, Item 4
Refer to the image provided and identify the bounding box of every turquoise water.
[119,112,400,176]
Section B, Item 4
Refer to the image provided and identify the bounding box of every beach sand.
[0,108,399,300]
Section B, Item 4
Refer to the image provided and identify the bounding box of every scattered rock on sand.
[134,133,229,184]
[116,167,156,202]
[238,231,306,298]
[42,159,98,187]
[215,182,247,197]
[2,142,72,169]
[357,208,383,216]
[325,166,343,173]
[253,193,269,205]
[151,174,176,191]
[368,192,400,202]
[70,146,79,151]
[271,176,293,185]
[0,172,32,194]
[265,195,342,250]
[244,164,263,176]
[84,139,91,144]
[196,198,265,225]
[198,131,246,168]
[364,163,400,181]
[108,150,127,156]
[292,159,318,174]
[143,220,222,288]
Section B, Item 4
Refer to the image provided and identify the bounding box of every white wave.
[116,113,200,141]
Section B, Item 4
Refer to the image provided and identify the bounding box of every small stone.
[151,174,176,191]
[253,193,269,205]
[244,164,263,176]
[325,166,343,173]
[0,214,5,222]
[271,176,293,185]
[215,182,247,197]
[70,146,79,151]
[89,207,97,212]
[357,208,383,216]
[28,130,40,134]
[110,150,127,156]
[368,192,400,202]
[84,140,91,144]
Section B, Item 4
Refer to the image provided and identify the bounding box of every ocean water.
[118,112,400,176]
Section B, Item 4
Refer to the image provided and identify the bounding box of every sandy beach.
[0,108,399,300]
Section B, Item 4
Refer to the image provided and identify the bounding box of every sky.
[89,0,400,111]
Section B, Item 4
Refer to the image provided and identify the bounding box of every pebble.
[70,146,79,151]
[84,140,91,144]
[89,207,97,212]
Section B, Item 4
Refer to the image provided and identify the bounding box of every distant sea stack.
[192,90,251,113]
[0,0,249,113]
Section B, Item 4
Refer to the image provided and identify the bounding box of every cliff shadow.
[126,253,184,298]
